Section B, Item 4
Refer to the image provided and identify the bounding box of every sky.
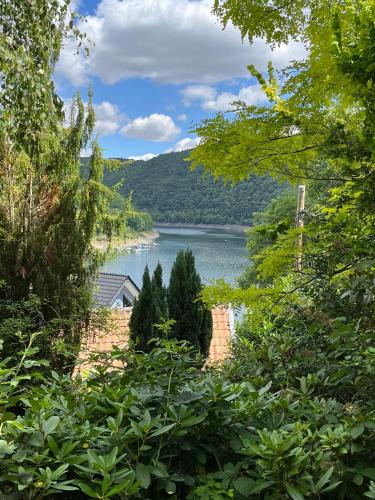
[56,0,305,160]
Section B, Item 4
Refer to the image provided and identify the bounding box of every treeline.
[101,151,286,225]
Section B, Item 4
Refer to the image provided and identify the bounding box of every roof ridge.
[99,272,129,278]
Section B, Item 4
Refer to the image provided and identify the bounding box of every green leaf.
[259,381,272,396]
[136,463,151,489]
[42,416,60,435]
[364,469,375,480]
[350,423,365,439]
[47,436,59,456]
[131,420,143,437]
[165,480,176,494]
[143,410,151,429]
[52,482,78,491]
[77,482,101,498]
[176,391,203,403]
[27,431,44,447]
[353,474,364,486]
[150,423,176,437]
[150,462,169,479]
[0,439,15,457]
[320,481,342,494]
[51,463,69,480]
[233,477,254,496]
[181,413,207,427]
[249,481,274,494]
[102,473,112,494]
[107,480,134,497]
[316,467,334,491]
[285,484,305,500]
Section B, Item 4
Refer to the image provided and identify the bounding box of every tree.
[190,1,375,316]
[168,250,212,357]
[190,1,365,184]
[237,188,296,288]
[0,1,118,370]
[152,263,168,320]
[130,266,160,352]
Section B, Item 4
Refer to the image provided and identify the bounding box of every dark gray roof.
[93,272,139,307]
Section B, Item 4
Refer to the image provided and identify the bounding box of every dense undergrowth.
[1,331,374,499]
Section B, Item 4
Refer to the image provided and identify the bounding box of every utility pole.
[295,185,305,272]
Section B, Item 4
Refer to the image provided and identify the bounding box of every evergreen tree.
[168,250,212,356]
[130,266,158,352]
[152,263,168,320]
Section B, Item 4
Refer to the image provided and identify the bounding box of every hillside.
[102,151,286,225]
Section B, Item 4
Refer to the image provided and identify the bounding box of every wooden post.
[295,185,305,272]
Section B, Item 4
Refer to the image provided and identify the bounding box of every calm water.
[102,227,248,288]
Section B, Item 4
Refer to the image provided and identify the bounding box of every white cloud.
[64,0,81,11]
[181,83,266,112]
[177,113,188,122]
[166,136,201,153]
[121,113,181,142]
[181,85,217,106]
[94,101,125,136]
[204,84,266,112]
[129,153,159,161]
[57,0,306,86]
[127,135,200,162]
[238,85,266,106]
[57,41,89,86]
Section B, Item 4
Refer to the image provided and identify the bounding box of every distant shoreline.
[154,222,249,234]
[93,230,159,252]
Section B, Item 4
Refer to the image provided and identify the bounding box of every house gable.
[94,272,140,309]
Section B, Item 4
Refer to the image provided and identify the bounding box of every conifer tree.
[130,266,159,352]
[152,263,168,320]
[168,250,212,356]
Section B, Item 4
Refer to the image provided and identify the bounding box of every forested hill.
[101,151,286,225]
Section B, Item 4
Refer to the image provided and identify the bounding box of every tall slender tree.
[168,250,212,357]
[152,263,168,320]
[0,1,118,370]
[130,266,160,352]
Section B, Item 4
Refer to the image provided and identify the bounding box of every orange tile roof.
[75,307,232,374]
[209,306,232,363]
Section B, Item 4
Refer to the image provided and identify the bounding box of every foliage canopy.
[0,1,120,370]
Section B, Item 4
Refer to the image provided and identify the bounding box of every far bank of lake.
[102,225,248,288]
[154,222,249,234]
[93,230,159,252]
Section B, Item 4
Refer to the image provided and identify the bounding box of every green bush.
[1,336,375,499]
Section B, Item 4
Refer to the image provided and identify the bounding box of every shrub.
[1,337,375,499]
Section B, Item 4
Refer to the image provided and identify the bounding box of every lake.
[102,226,249,288]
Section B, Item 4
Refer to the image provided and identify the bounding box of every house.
[74,272,235,374]
[93,272,140,309]
[75,306,235,374]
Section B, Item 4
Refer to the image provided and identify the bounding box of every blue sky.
[56,0,304,159]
